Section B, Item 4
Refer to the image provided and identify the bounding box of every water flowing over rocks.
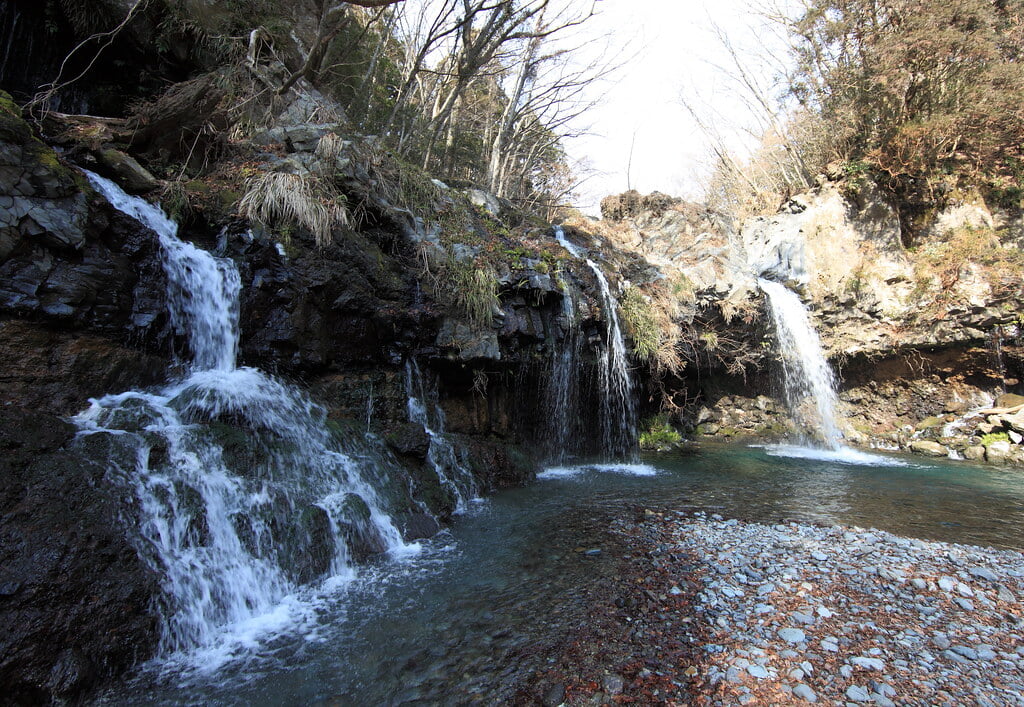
[0,81,654,700]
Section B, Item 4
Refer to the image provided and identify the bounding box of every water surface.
[103,443,1024,705]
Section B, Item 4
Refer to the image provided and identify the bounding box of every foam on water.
[538,463,658,479]
[589,463,658,476]
[763,444,912,467]
[537,466,585,480]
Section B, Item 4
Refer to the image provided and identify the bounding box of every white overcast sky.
[561,0,786,214]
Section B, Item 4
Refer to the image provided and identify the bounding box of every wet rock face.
[0,95,170,414]
[0,407,159,704]
[237,230,420,373]
[0,320,167,415]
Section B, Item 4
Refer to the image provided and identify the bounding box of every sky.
[560,0,780,214]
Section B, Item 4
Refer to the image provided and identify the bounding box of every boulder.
[986,439,1013,464]
[398,512,441,541]
[466,188,502,217]
[964,445,986,461]
[995,393,1024,409]
[910,440,949,457]
[386,422,431,459]
[915,416,945,432]
[93,148,159,193]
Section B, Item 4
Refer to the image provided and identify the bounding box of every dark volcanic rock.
[460,434,538,490]
[0,320,167,415]
[0,407,159,705]
[386,422,431,459]
[0,93,170,415]
[238,229,419,372]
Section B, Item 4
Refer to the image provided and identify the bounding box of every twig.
[27,0,150,119]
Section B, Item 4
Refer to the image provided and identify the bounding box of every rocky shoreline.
[523,510,1024,706]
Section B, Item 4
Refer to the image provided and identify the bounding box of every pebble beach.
[525,509,1024,706]
[674,513,1024,705]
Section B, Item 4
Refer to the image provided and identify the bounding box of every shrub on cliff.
[787,0,1024,200]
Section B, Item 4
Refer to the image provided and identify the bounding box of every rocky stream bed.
[524,510,1024,706]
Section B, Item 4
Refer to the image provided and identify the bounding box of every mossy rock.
[916,416,945,431]
[0,90,32,144]
[0,92,89,200]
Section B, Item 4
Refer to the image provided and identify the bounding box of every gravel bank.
[674,512,1024,706]
[522,509,1024,705]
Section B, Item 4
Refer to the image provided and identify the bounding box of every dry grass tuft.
[620,280,688,376]
[314,132,348,165]
[443,257,500,329]
[239,171,348,248]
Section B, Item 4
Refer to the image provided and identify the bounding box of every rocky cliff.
[588,180,1024,461]
[0,87,656,702]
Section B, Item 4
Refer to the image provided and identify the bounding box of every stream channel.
[100,444,1024,705]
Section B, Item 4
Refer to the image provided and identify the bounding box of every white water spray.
[78,171,412,666]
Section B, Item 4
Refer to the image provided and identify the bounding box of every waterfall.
[544,274,582,461]
[758,278,843,448]
[89,174,241,371]
[404,359,478,514]
[76,172,413,664]
[988,327,1008,394]
[554,227,638,460]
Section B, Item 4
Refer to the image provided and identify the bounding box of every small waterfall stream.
[544,273,583,461]
[405,360,478,514]
[758,278,843,448]
[554,227,638,460]
[76,172,415,666]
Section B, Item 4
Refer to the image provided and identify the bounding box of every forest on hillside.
[4,0,1021,223]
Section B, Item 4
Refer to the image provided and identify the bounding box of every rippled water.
[103,444,1024,705]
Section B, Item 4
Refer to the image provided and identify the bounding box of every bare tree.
[279,0,407,94]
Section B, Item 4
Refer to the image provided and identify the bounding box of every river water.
[101,443,1024,705]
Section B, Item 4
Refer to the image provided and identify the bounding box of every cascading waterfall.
[405,360,478,513]
[554,227,638,460]
[758,278,843,449]
[76,171,412,664]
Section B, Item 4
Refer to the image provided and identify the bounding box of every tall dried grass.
[239,171,348,248]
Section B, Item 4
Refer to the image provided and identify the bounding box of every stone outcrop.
[739,180,1023,360]
[0,94,170,415]
[0,407,159,704]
